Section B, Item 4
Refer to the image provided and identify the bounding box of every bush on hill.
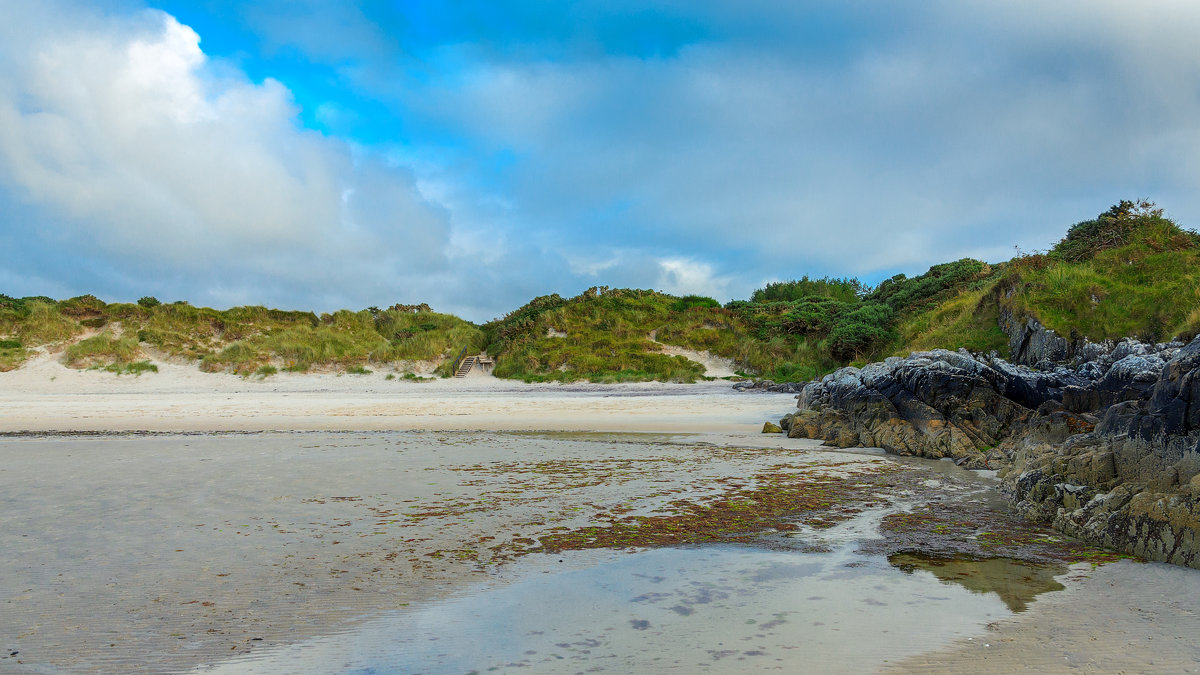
[1050,200,1199,263]
[750,276,865,304]
[1000,202,1200,344]
[867,258,992,311]
[0,296,483,375]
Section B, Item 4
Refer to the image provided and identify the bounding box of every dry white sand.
[0,353,790,433]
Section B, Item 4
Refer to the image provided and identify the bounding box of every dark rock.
[1002,335,1200,568]
[1061,385,1100,413]
[1148,336,1200,435]
[787,350,1035,463]
[733,380,805,394]
[1000,307,1072,366]
[784,333,1200,569]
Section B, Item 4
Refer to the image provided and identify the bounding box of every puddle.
[196,544,1065,674]
[888,553,1066,612]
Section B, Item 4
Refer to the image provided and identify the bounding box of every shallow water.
[198,542,1065,674]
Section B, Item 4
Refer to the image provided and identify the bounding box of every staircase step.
[455,355,477,377]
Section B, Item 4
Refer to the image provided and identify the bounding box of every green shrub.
[781,296,844,335]
[868,259,990,312]
[829,320,892,361]
[671,295,721,311]
[58,294,107,318]
[138,296,161,308]
[1050,200,1197,263]
[751,277,865,304]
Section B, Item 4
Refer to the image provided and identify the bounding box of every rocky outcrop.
[781,348,1090,468]
[733,380,806,393]
[1005,336,1200,567]
[1000,306,1073,367]
[783,334,1200,569]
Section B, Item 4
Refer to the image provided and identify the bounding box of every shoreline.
[0,354,788,434]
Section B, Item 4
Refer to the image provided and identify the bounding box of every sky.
[2,1,1199,322]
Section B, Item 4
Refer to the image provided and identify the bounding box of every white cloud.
[0,3,450,309]
[654,258,730,300]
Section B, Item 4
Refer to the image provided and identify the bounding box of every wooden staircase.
[454,355,478,377]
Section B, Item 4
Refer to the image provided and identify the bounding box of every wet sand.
[893,559,1200,673]
[3,429,873,672]
[3,368,1200,672]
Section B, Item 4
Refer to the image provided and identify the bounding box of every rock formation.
[781,334,1200,568]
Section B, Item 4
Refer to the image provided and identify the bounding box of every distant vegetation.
[750,277,866,304]
[483,287,809,383]
[0,297,483,375]
[726,258,998,367]
[2,201,1197,382]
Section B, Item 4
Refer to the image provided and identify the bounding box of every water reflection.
[197,545,1067,674]
[889,553,1066,612]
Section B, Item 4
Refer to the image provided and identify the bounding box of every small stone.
[762,421,782,434]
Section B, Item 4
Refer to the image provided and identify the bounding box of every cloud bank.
[2,1,1200,320]
[0,4,450,312]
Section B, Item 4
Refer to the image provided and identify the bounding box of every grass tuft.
[94,360,158,376]
[65,333,141,368]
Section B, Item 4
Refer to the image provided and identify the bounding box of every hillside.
[3,201,1197,383]
[481,287,810,382]
[895,200,1200,359]
[0,297,483,377]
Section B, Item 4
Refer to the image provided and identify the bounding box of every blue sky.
[2,1,1199,321]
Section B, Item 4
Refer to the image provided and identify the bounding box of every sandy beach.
[3,358,1200,673]
[0,353,788,434]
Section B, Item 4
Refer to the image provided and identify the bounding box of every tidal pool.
[197,543,1065,674]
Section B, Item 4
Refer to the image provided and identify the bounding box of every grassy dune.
[484,288,790,382]
[0,296,483,376]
